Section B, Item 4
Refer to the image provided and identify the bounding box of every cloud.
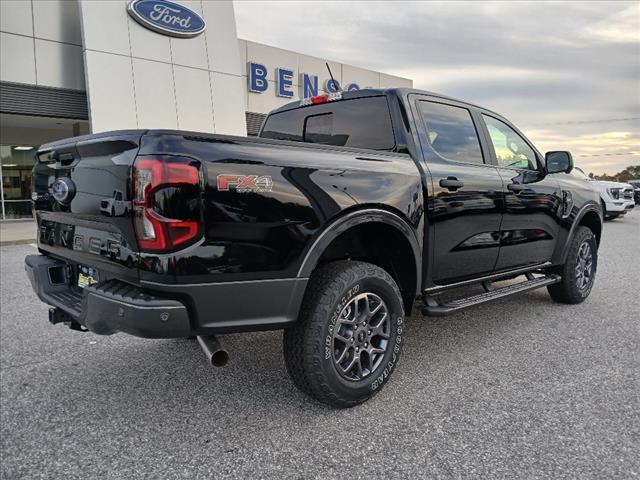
[234,1,640,175]
[527,126,640,175]
[582,3,640,44]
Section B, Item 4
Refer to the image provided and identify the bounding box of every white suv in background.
[572,167,635,220]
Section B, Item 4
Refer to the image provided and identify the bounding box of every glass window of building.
[0,114,90,220]
[1,145,36,219]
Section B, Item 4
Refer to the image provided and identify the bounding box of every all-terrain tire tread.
[283,260,403,408]
[547,226,597,304]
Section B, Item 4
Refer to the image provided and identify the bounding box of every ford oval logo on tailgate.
[51,177,76,205]
[127,0,206,38]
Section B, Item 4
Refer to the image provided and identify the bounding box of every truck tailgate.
[33,131,144,283]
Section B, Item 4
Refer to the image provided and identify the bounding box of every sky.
[234,1,639,176]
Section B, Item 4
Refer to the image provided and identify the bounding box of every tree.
[592,165,640,182]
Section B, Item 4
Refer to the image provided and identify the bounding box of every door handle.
[507,183,525,192]
[439,177,464,191]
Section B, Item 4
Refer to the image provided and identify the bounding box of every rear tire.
[283,261,405,408]
[547,226,597,304]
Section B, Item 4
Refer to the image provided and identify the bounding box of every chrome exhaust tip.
[196,335,229,367]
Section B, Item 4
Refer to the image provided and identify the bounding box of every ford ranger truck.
[26,88,603,408]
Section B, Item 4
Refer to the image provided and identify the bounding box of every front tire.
[547,226,597,304]
[283,261,405,408]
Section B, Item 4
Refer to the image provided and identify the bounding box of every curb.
[0,218,36,224]
[0,239,36,246]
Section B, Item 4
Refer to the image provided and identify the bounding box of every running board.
[422,274,561,317]
[423,262,552,294]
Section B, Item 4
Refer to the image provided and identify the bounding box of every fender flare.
[296,208,422,295]
[558,201,603,264]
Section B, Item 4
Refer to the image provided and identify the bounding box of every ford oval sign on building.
[127,0,206,38]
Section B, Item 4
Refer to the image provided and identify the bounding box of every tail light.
[133,157,201,252]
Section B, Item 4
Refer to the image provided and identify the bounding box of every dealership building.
[0,0,412,220]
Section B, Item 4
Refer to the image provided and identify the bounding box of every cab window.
[482,115,538,170]
[418,101,484,164]
[261,96,396,150]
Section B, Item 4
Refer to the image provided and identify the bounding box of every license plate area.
[77,264,99,289]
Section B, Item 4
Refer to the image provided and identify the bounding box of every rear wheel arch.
[297,208,421,313]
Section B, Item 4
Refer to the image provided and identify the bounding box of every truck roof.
[268,87,500,117]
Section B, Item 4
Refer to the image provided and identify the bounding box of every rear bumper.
[25,254,307,338]
[25,255,190,337]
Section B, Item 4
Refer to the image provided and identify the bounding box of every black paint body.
[29,89,601,336]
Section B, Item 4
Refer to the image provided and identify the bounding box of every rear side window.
[261,96,395,150]
[418,101,484,164]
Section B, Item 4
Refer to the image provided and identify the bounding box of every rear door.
[477,113,562,270]
[411,96,504,284]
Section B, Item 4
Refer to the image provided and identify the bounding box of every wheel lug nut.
[364,342,368,347]
[367,330,371,335]
[350,338,354,343]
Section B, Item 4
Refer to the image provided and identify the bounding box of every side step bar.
[423,262,551,294]
[422,273,561,317]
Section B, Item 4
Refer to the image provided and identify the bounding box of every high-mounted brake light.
[133,157,201,252]
[299,91,342,107]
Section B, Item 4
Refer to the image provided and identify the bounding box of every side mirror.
[545,151,573,174]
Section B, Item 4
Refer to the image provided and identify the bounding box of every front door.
[479,113,562,271]
[414,98,504,284]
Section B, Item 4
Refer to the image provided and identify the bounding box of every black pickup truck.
[26,88,602,407]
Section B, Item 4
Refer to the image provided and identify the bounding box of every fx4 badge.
[217,174,273,193]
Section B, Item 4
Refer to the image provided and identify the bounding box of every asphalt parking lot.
[1,213,639,479]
